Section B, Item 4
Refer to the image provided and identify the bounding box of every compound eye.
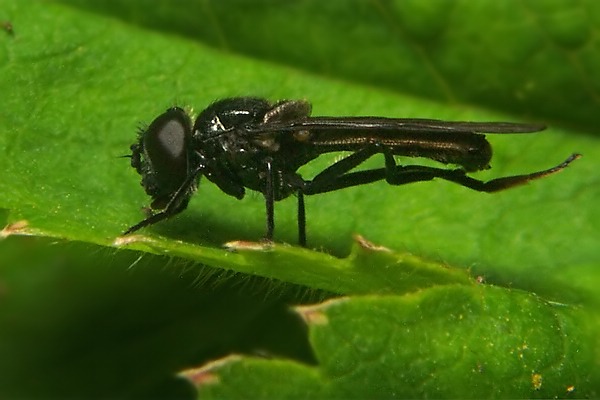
[143,107,192,194]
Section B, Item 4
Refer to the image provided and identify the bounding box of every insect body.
[125,97,580,246]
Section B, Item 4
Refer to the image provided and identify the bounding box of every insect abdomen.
[309,131,492,172]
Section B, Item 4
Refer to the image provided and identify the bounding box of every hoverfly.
[125,97,579,246]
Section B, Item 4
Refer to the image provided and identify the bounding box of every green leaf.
[50,0,600,130]
[187,286,599,398]
[1,0,597,299]
[112,236,473,295]
[1,0,599,397]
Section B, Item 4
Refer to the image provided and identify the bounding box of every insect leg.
[308,145,381,188]
[383,153,580,192]
[123,166,202,235]
[264,158,276,242]
[304,145,394,195]
[303,153,579,195]
[297,190,306,247]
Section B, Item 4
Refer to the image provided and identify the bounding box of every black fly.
[125,97,580,246]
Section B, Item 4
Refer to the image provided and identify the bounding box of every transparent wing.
[244,116,545,172]
[248,116,546,136]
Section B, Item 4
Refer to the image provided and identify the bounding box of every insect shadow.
[123,97,580,247]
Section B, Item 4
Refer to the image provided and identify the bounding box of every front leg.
[123,166,203,235]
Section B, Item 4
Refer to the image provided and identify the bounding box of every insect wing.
[246,116,544,171]
[250,117,546,136]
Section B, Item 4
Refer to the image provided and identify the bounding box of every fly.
[124,97,580,247]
